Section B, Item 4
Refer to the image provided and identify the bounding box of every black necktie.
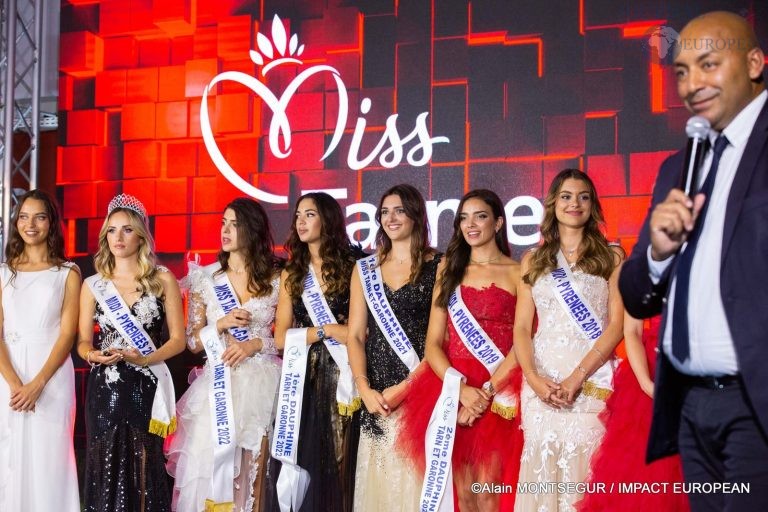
[671,134,729,363]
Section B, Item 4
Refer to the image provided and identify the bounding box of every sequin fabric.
[361,255,440,437]
[264,247,366,512]
[84,292,172,512]
[353,255,441,511]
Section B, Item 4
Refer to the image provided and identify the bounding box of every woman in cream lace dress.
[514,169,625,512]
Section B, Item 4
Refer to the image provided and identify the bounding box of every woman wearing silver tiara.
[514,169,624,512]
[167,198,283,512]
[76,194,185,512]
[0,190,80,511]
[346,184,440,511]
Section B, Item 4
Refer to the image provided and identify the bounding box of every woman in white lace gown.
[514,169,625,512]
[167,198,283,512]
[0,190,80,511]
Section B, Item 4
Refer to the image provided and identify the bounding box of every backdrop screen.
[57,0,766,271]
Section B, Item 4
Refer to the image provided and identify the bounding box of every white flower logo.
[250,15,306,75]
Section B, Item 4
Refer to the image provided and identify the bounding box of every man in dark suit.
[619,11,767,511]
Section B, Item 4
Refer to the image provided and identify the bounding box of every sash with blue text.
[549,251,614,399]
[356,254,420,372]
[300,266,359,415]
[85,275,177,437]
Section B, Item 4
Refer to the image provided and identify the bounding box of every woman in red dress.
[397,189,523,511]
[577,314,689,511]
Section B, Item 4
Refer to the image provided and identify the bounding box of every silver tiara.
[107,194,147,218]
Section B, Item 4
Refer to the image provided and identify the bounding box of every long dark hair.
[284,192,357,300]
[5,189,66,277]
[436,189,510,308]
[375,184,435,284]
[216,197,283,297]
[524,168,616,285]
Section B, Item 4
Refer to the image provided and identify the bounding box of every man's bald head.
[673,11,765,131]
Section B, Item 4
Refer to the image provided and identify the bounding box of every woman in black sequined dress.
[76,195,185,511]
[264,192,364,512]
[346,184,440,511]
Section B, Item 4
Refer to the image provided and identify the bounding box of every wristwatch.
[316,326,326,340]
[482,380,497,396]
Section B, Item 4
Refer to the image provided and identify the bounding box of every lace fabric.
[516,269,610,512]
[168,266,282,512]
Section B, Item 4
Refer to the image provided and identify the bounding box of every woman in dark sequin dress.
[346,184,440,511]
[76,195,185,512]
[265,192,364,512]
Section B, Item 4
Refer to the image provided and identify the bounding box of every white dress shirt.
[648,90,768,376]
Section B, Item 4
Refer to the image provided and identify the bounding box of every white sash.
[271,329,311,512]
[549,251,614,398]
[356,254,420,372]
[86,275,176,437]
[197,264,245,509]
[446,287,517,419]
[301,266,360,415]
[419,367,463,512]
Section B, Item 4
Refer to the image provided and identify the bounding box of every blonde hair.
[93,207,164,296]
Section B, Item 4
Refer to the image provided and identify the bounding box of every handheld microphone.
[680,116,711,198]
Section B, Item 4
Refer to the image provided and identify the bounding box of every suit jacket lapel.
[722,101,768,264]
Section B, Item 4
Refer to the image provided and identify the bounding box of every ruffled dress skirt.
[167,354,281,512]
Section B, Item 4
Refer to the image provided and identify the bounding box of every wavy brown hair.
[216,197,283,296]
[94,206,164,297]
[375,184,435,284]
[4,189,66,278]
[284,192,357,300]
[435,189,510,308]
[524,168,618,285]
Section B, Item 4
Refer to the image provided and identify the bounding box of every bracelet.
[141,356,150,367]
[354,375,370,385]
[592,347,607,364]
[576,364,588,376]
[86,349,100,368]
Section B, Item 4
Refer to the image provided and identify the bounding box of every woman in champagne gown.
[347,184,440,511]
[514,169,625,512]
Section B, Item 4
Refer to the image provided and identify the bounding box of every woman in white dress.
[167,198,283,512]
[514,169,625,512]
[0,189,81,511]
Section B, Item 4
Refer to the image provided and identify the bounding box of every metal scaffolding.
[0,0,49,258]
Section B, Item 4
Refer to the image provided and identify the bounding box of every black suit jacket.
[619,99,768,462]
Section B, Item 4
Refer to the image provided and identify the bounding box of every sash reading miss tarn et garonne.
[196,263,248,511]
[86,275,176,438]
[356,254,420,372]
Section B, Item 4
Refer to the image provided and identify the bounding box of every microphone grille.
[685,116,710,139]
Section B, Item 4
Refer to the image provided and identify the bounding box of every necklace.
[470,254,501,265]
[561,244,580,256]
[229,266,246,274]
